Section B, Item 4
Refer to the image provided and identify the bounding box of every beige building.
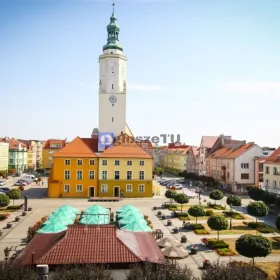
[0,142,9,173]
[263,147,280,195]
[163,144,197,173]
[210,143,263,193]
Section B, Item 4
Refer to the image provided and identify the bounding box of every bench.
[88,197,120,202]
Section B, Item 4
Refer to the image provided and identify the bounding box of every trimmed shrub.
[208,239,229,249]
[191,224,204,230]
[248,222,265,229]
[206,209,214,216]
[194,229,209,235]
[0,194,10,207]
[175,212,188,217]
[215,248,235,256]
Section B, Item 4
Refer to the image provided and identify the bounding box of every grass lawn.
[203,223,259,235]
[257,262,279,280]
[225,237,280,256]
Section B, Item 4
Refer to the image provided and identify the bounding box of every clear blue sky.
[1,0,280,148]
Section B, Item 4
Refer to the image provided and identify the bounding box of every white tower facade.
[98,5,127,137]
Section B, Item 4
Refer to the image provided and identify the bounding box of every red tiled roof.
[44,139,66,149]
[12,232,65,266]
[13,225,163,266]
[81,138,99,153]
[0,138,27,150]
[53,137,98,158]
[211,143,256,159]
[264,146,280,164]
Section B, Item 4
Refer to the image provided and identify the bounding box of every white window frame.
[76,170,83,180]
[139,171,144,180]
[102,160,107,166]
[115,160,120,166]
[127,170,132,180]
[89,159,95,165]
[138,184,145,193]
[64,170,70,180]
[65,159,70,165]
[76,184,83,192]
[77,159,83,166]
[139,160,144,166]
[64,184,70,193]
[102,170,108,180]
[126,184,132,193]
[89,170,95,180]
[115,170,120,180]
[127,160,132,166]
[101,184,108,193]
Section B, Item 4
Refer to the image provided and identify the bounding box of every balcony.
[221,175,226,180]
[221,166,226,171]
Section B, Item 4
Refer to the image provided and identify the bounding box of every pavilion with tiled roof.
[13,225,164,267]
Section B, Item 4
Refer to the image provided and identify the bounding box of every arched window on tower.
[116,32,118,40]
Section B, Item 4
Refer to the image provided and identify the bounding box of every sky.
[1,0,280,148]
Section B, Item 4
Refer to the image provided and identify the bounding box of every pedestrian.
[42,181,44,186]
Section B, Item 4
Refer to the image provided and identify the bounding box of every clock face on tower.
[109,95,117,104]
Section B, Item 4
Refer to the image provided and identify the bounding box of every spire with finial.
[103,0,123,52]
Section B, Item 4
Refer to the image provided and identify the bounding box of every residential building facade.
[48,134,153,198]
[19,140,37,170]
[42,139,67,169]
[263,147,280,195]
[0,137,28,174]
[98,137,153,198]
[206,135,246,177]
[199,136,218,175]
[210,143,263,193]
[0,142,9,173]
[48,137,98,198]
[254,148,276,189]
[162,143,197,173]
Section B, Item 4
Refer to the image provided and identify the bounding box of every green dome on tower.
[103,2,123,52]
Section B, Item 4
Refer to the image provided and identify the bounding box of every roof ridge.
[79,137,98,157]
[115,229,142,261]
[37,231,67,263]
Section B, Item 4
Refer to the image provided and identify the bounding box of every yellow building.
[48,137,98,198]
[163,145,197,173]
[263,146,280,194]
[0,142,9,174]
[42,139,67,169]
[98,139,153,198]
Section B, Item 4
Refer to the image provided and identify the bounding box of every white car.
[15,182,27,186]
[173,184,183,190]
[0,181,5,186]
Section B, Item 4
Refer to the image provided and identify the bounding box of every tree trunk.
[256,217,258,223]
[196,217,198,224]
[13,199,14,206]
[252,257,254,266]
[217,231,219,240]
[181,204,183,213]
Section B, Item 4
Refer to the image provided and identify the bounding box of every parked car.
[0,190,5,195]
[0,181,5,186]
[15,181,27,186]
[161,181,172,186]
[173,184,183,190]
[0,187,10,193]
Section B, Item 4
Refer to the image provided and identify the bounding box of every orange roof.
[44,139,66,149]
[211,143,255,159]
[264,146,280,164]
[99,142,152,159]
[53,137,97,158]
[0,137,27,150]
